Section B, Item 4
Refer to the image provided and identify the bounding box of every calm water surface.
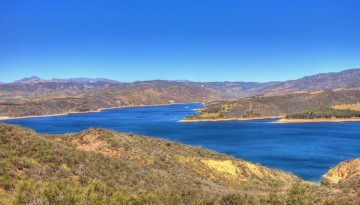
[3,103,360,181]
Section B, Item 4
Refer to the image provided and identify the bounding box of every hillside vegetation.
[0,124,359,204]
[285,108,360,119]
[184,89,360,121]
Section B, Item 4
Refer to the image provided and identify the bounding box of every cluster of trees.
[286,108,360,119]
[241,110,260,118]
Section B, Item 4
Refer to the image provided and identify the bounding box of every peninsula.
[182,89,360,123]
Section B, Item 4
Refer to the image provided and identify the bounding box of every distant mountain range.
[199,68,360,97]
[12,76,43,83]
[8,68,360,97]
[0,68,359,118]
[12,76,120,84]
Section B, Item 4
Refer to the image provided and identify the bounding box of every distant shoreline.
[179,116,283,122]
[0,102,202,121]
[181,116,360,123]
[274,118,360,123]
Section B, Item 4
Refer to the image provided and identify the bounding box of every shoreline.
[0,108,108,121]
[0,102,203,121]
[274,118,360,123]
[179,116,283,122]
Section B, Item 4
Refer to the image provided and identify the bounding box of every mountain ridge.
[12,76,43,84]
[8,68,360,85]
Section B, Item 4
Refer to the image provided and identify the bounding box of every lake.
[2,103,360,181]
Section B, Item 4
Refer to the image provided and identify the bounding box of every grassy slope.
[0,123,297,204]
[332,103,360,111]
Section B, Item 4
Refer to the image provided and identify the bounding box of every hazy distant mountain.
[52,77,120,84]
[12,76,120,84]
[12,76,43,84]
[168,80,194,83]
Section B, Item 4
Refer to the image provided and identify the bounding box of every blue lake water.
[2,103,360,181]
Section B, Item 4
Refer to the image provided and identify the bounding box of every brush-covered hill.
[0,124,359,204]
[0,123,298,204]
[183,89,360,121]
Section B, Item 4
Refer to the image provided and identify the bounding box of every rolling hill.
[0,123,297,204]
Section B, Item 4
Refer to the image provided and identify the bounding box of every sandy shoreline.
[179,116,283,122]
[0,109,105,121]
[181,116,360,123]
[0,102,202,121]
[274,118,360,123]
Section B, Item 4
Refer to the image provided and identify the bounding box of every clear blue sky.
[1,0,360,83]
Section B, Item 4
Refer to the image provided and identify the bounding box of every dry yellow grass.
[332,103,360,111]
[323,158,360,184]
[241,161,269,179]
[196,112,221,118]
[201,159,239,176]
